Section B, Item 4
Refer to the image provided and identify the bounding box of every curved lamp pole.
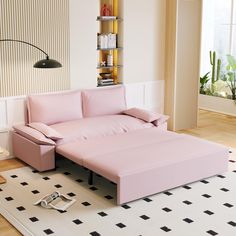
[0,39,62,183]
[0,39,62,68]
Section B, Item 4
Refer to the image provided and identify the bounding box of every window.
[201,0,236,75]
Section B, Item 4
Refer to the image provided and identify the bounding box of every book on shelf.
[97,78,115,86]
[97,33,117,49]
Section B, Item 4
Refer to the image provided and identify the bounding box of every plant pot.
[199,94,236,116]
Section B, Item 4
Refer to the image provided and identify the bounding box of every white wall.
[123,0,166,83]
[69,0,98,89]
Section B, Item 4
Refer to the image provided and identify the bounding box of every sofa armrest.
[12,132,55,171]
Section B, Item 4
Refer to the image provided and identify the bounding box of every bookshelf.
[97,0,122,87]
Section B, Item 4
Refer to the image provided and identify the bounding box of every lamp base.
[0,175,6,184]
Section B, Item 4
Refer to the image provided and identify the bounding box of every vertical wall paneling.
[0,100,7,129]
[0,0,70,97]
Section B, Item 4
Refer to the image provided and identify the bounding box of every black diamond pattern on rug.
[183,200,192,205]
[54,184,62,188]
[202,194,211,198]
[76,179,83,183]
[143,197,152,202]
[17,206,25,211]
[223,203,234,208]
[90,231,101,236]
[183,218,194,223]
[10,175,18,178]
[31,190,40,194]
[64,172,71,175]
[140,215,150,220]
[29,217,39,222]
[42,177,50,180]
[104,195,113,200]
[97,212,107,217]
[220,188,229,192]
[116,223,126,228]
[43,228,54,235]
[228,221,236,227]
[207,230,218,235]
[204,210,214,215]
[20,182,28,186]
[82,201,91,206]
[5,197,13,201]
[163,191,173,196]
[162,207,172,212]
[121,204,131,209]
[200,180,209,184]
[73,219,83,225]
[57,210,67,213]
[90,186,98,191]
[182,185,191,190]
[160,226,171,232]
[67,192,76,197]
[217,175,226,178]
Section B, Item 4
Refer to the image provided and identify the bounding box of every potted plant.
[199,52,236,116]
[221,54,236,101]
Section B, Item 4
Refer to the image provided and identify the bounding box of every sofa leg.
[88,171,93,185]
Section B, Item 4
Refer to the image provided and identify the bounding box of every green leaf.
[226,54,236,70]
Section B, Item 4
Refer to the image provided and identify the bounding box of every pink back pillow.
[123,108,162,122]
[28,122,63,140]
[13,125,55,145]
[27,90,83,125]
[82,86,126,117]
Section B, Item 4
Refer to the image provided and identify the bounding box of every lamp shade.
[34,58,62,68]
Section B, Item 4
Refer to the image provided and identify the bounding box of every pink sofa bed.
[12,86,229,204]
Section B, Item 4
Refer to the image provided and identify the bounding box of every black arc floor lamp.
[0,39,62,68]
[0,39,62,184]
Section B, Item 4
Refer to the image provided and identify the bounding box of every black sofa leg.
[88,171,93,185]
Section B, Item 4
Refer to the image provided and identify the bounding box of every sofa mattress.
[56,128,228,182]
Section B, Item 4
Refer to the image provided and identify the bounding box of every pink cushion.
[82,86,126,117]
[152,115,169,126]
[27,90,83,125]
[13,125,55,146]
[51,115,153,146]
[28,122,63,140]
[123,108,162,122]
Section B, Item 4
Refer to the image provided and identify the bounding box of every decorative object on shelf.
[100,3,112,16]
[97,33,117,49]
[0,39,62,68]
[100,61,106,67]
[98,72,115,86]
[107,53,113,66]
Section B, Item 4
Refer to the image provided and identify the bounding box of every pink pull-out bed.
[56,128,228,204]
[12,86,229,205]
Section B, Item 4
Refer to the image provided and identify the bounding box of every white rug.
[0,150,236,236]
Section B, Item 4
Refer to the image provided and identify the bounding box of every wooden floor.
[178,109,236,148]
[0,109,236,235]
